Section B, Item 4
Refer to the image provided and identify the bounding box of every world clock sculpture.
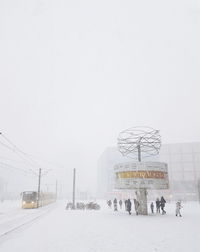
[115,126,169,215]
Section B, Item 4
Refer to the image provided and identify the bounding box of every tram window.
[22,192,37,201]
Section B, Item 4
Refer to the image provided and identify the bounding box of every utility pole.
[72,168,76,209]
[37,168,41,208]
[137,137,142,162]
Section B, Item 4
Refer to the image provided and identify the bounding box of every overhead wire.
[0,133,51,177]
[0,134,42,168]
[25,153,66,170]
[0,161,37,177]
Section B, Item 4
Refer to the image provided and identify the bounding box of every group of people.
[107,198,139,215]
[150,197,182,217]
[107,199,120,210]
[108,196,183,217]
[150,196,167,215]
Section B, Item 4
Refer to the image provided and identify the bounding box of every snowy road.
[0,201,55,238]
[0,201,200,252]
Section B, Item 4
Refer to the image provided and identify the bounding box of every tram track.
[0,204,55,243]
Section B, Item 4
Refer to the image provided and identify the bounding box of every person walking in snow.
[160,196,166,215]
[113,198,118,211]
[150,202,154,214]
[107,200,112,208]
[176,201,182,217]
[156,198,161,213]
[134,199,140,215]
[119,199,122,209]
[126,199,132,215]
[124,199,128,211]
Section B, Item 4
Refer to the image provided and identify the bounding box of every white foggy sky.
[0,0,200,191]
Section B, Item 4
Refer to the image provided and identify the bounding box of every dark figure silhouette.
[107,200,112,208]
[156,198,161,213]
[150,202,154,214]
[160,196,166,215]
[124,200,128,211]
[119,200,123,209]
[134,199,140,215]
[126,199,132,215]
[113,198,118,211]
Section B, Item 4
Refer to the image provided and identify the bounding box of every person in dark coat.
[156,198,161,213]
[113,198,118,211]
[126,199,132,215]
[150,202,154,214]
[124,199,128,211]
[160,196,166,215]
[119,199,123,209]
[107,200,112,208]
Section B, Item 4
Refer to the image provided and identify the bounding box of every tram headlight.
[23,201,26,204]
[31,201,34,204]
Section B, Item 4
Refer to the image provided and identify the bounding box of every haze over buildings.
[0,0,200,196]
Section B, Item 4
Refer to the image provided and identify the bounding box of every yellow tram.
[21,191,56,209]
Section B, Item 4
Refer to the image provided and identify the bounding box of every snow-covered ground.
[0,200,56,237]
[0,200,200,252]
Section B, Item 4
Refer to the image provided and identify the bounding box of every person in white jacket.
[176,201,182,217]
